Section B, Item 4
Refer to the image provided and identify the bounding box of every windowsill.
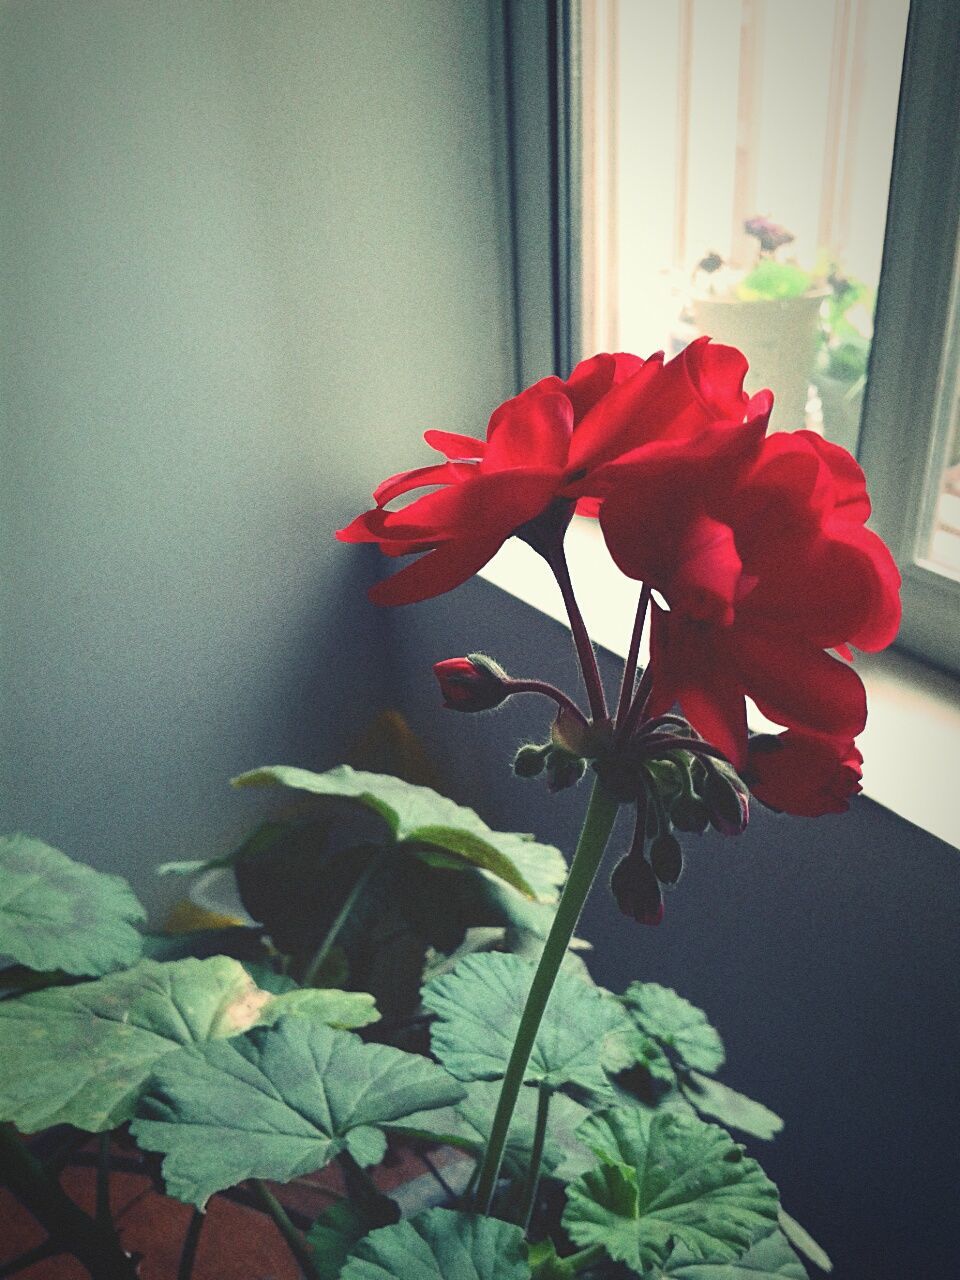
[479,517,960,851]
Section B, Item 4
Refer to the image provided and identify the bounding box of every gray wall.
[0,0,515,919]
[389,575,960,1280]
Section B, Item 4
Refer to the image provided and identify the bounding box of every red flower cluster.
[338,338,901,816]
[337,339,767,604]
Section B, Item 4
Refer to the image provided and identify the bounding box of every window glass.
[579,0,909,452]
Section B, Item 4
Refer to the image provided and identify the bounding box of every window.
[575,0,959,675]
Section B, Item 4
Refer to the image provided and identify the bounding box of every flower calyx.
[513,709,612,793]
[433,654,512,712]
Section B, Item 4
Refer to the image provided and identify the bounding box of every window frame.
[854,0,960,676]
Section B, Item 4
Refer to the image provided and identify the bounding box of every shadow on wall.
[386,572,960,1280]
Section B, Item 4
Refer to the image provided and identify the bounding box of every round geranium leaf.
[422,953,632,1099]
[563,1108,780,1273]
[621,983,725,1074]
[341,1207,531,1280]
[131,1018,466,1207]
[0,956,287,1132]
[0,956,376,1134]
[232,765,565,900]
[659,1230,808,1277]
[0,834,145,976]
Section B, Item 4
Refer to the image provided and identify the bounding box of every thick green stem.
[252,1180,322,1280]
[303,849,386,986]
[0,1124,138,1280]
[474,778,620,1212]
[177,1208,205,1280]
[519,1083,550,1233]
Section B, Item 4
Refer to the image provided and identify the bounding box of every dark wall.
[377,563,960,1280]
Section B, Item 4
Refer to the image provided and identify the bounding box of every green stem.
[564,1243,607,1272]
[474,778,620,1212]
[177,1208,205,1280]
[519,1083,550,1233]
[252,1180,322,1280]
[303,848,386,986]
[0,1124,138,1280]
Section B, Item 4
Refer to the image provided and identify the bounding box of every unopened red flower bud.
[611,853,664,926]
[702,760,750,836]
[433,654,511,712]
[650,833,683,884]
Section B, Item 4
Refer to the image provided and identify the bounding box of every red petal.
[747,731,863,816]
[647,608,749,766]
[486,376,566,440]
[562,351,647,422]
[423,430,486,460]
[795,430,871,523]
[373,461,474,507]
[369,537,504,606]
[732,626,868,739]
[565,355,665,473]
[483,392,574,472]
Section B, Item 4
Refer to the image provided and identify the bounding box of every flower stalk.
[519,1083,550,1233]
[473,777,620,1212]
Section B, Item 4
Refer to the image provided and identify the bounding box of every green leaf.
[233,765,566,900]
[603,1024,677,1085]
[658,1230,808,1277]
[0,834,145,976]
[131,1017,466,1207]
[0,956,287,1132]
[777,1209,832,1273]
[261,985,379,1030]
[682,1072,783,1141]
[341,1207,531,1280]
[388,1079,592,1180]
[307,1198,401,1280]
[527,1239,579,1280]
[563,1107,780,1273]
[621,983,725,1074]
[422,953,632,1098]
[156,820,290,877]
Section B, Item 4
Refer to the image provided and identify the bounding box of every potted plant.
[691,217,829,431]
[0,338,900,1279]
[814,266,875,455]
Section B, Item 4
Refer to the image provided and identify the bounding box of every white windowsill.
[479,518,960,851]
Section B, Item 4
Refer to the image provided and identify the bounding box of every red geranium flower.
[600,428,901,768]
[745,731,863,816]
[337,339,767,605]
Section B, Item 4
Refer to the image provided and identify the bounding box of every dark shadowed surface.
[389,571,960,1280]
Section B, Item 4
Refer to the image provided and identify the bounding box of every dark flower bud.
[545,749,586,793]
[650,833,684,885]
[433,654,511,712]
[671,794,710,834]
[702,760,750,836]
[513,743,550,778]
[611,853,664,926]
